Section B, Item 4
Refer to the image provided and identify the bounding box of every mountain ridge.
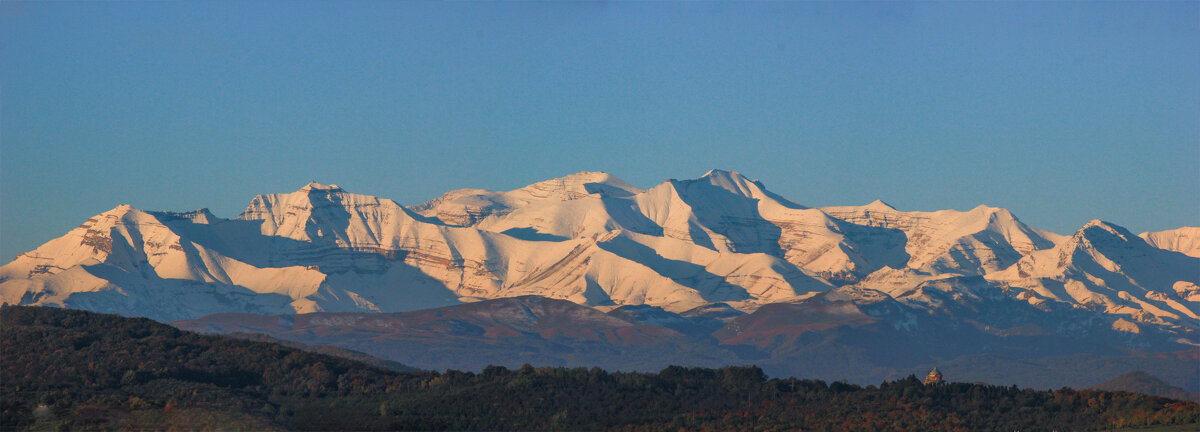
[1,170,1196,349]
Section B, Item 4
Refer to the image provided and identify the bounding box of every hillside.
[4,306,1198,431]
[1092,371,1199,402]
[178,296,1200,393]
[220,332,423,373]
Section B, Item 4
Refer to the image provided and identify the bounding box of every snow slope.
[1140,227,1200,258]
[820,202,1064,275]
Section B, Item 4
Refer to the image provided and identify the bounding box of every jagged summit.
[148,208,218,224]
[299,181,344,192]
[1068,220,1143,249]
[1080,219,1132,236]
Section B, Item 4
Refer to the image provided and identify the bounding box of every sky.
[1,1,1197,262]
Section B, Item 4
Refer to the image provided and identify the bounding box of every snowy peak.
[299,181,344,192]
[1141,227,1200,258]
[2,204,147,273]
[819,202,1059,276]
[989,219,1200,327]
[691,169,805,209]
[1063,220,1153,261]
[701,168,740,178]
[241,181,359,218]
[1055,220,1188,275]
[699,169,758,196]
[148,208,218,225]
[1078,220,1137,242]
[516,171,644,200]
[864,200,896,211]
[238,182,411,246]
[1012,220,1176,276]
[410,171,644,227]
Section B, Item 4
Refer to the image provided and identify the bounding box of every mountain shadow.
[670,178,786,256]
[595,234,751,303]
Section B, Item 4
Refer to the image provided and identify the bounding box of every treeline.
[2,306,1196,431]
[222,331,422,373]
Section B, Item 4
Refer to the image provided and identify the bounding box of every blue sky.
[2,1,1197,261]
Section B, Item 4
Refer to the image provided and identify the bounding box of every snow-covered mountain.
[2,170,1196,346]
[988,221,1199,332]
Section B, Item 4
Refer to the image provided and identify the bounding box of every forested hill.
[2,306,1197,431]
[1092,371,1200,403]
[220,331,423,373]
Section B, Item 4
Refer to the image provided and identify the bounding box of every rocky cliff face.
[1,171,1196,347]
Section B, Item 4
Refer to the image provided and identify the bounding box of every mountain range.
[2,170,1197,389]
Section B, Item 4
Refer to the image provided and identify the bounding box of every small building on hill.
[924,367,943,385]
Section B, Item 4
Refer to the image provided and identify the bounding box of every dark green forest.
[3,306,1197,431]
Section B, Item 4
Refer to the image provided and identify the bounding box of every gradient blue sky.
[2,1,1197,262]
